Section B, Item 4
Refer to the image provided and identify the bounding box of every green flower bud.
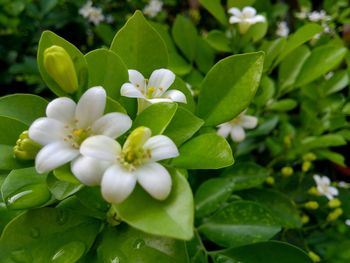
[303,152,316,162]
[281,166,294,177]
[328,198,341,208]
[44,45,78,94]
[265,176,275,185]
[304,201,319,210]
[13,131,41,160]
[308,251,321,263]
[301,214,310,224]
[327,208,343,222]
[302,161,312,172]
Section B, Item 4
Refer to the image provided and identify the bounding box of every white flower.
[313,175,339,200]
[228,6,265,34]
[217,111,258,142]
[325,71,334,80]
[308,10,331,22]
[276,21,289,37]
[77,127,179,203]
[121,69,187,109]
[345,219,350,226]
[338,181,350,188]
[79,1,105,26]
[143,0,163,18]
[29,87,132,174]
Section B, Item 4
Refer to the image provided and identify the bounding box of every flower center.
[229,116,241,125]
[64,126,92,149]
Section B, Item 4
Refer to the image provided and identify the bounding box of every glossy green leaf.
[296,45,347,86]
[163,106,204,146]
[53,164,81,184]
[132,102,177,135]
[314,149,345,166]
[172,133,233,169]
[0,94,47,125]
[205,30,231,52]
[199,201,281,247]
[47,173,83,201]
[114,168,194,240]
[301,134,347,150]
[172,76,195,112]
[275,23,323,66]
[37,30,88,96]
[97,225,189,263]
[199,0,228,25]
[0,116,28,145]
[242,21,268,43]
[110,11,168,76]
[320,70,349,95]
[267,99,298,111]
[254,75,275,106]
[227,0,256,8]
[220,241,312,263]
[105,96,128,114]
[241,189,302,228]
[0,145,32,170]
[195,37,215,73]
[1,167,50,210]
[0,208,100,262]
[197,52,264,126]
[222,162,269,191]
[261,38,286,72]
[172,15,197,62]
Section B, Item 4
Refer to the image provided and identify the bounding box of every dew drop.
[132,239,145,250]
[10,249,33,263]
[29,227,40,239]
[56,210,68,225]
[51,241,85,263]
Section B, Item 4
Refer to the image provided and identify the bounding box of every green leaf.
[0,145,32,170]
[314,149,345,166]
[172,15,198,62]
[110,11,168,76]
[0,116,28,146]
[296,45,347,86]
[53,164,81,184]
[199,0,228,25]
[172,76,196,112]
[321,70,349,95]
[172,133,233,169]
[222,162,269,191]
[241,189,302,228]
[97,225,189,263]
[253,75,275,106]
[227,0,256,8]
[267,99,298,111]
[205,30,231,52]
[197,52,264,126]
[0,94,47,125]
[195,178,234,218]
[1,167,51,210]
[37,30,88,96]
[105,96,128,114]
[274,23,323,66]
[114,168,194,240]
[132,102,177,135]
[195,37,215,73]
[301,134,347,150]
[0,208,100,262]
[163,106,204,146]
[261,38,286,72]
[47,173,83,201]
[220,241,312,263]
[278,45,310,94]
[199,201,281,247]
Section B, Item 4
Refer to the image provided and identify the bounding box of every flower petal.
[29,117,67,145]
[128,69,145,88]
[71,156,111,186]
[241,115,258,129]
[120,83,145,98]
[135,162,172,200]
[101,164,137,203]
[80,135,121,162]
[75,86,106,128]
[230,125,246,142]
[228,7,241,17]
[162,90,187,103]
[217,123,231,138]
[148,69,175,96]
[328,186,339,196]
[249,15,266,23]
[229,16,241,24]
[242,6,256,17]
[46,97,76,123]
[144,135,179,162]
[35,141,79,173]
[146,98,173,104]
[92,112,132,138]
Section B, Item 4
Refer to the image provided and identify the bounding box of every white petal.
[75,86,106,128]
[35,142,79,173]
[135,162,172,200]
[242,6,256,17]
[144,135,179,162]
[80,135,121,162]
[120,83,145,99]
[325,192,334,200]
[228,7,241,17]
[146,98,173,104]
[46,97,76,123]
[217,123,232,138]
[92,112,132,138]
[71,156,111,186]
[328,186,339,196]
[128,69,145,88]
[101,164,137,203]
[313,174,322,185]
[148,69,175,96]
[241,115,258,129]
[29,117,67,145]
[250,15,266,23]
[229,16,241,24]
[321,176,331,185]
[162,90,187,103]
[230,125,246,142]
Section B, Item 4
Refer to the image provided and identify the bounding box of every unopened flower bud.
[281,166,294,177]
[308,187,319,196]
[303,152,317,162]
[13,131,41,160]
[44,45,78,94]
[302,161,312,172]
[308,251,321,262]
[301,214,310,224]
[327,208,343,222]
[328,198,341,208]
[304,201,319,210]
[266,176,275,185]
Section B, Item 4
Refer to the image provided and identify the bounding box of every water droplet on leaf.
[51,241,85,263]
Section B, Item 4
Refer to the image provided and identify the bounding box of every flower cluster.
[79,1,105,26]
[276,21,289,37]
[143,0,163,18]
[228,6,265,34]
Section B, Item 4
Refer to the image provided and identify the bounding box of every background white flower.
[29,86,132,174]
[79,1,105,26]
[143,0,163,18]
[228,6,265,34]
[276,21,289,37]
[121,68,187,105]
[313,175,339,200]
[217,111,258,142]
[346,219,350,226]
[77,127,179,204]
[308,10,331,22]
